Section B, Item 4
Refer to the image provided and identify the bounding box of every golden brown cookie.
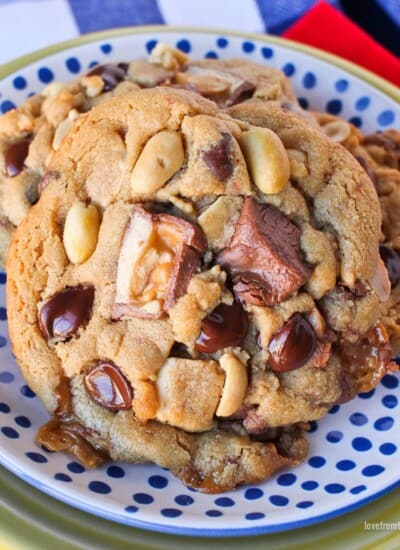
[6,85,395,492]
[0,44,298,267]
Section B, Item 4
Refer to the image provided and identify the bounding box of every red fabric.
[283,1,400,87]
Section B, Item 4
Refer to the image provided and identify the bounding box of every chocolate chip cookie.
[0,43,297,267]
[6,84,396,492]
[315,112,400,353]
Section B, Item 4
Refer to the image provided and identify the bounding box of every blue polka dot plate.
[0,28,399,538]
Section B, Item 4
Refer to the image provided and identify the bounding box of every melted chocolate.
[87,62,128,92]
[195,299,248,353]
[202,133,234,181]
[84,362,133,410]
[4,135,32,177]
[268,313,317,372]
[38,285,95,340]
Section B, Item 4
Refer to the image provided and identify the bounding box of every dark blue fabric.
[68,0,165,33]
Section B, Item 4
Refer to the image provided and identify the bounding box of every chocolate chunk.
[38,285,95,340]
[38,170,61,193]
[87,63,128,92]
[4,135,32,177]
[84,362,133,410]
[267,313,317,372]
[195,299,248,353]
[164,244,201,310]
[218,198,311,306]
[227,80,256,106]
[379,244,400,288]
[203,133,234,181]
[24,172,41,205]
[113,206,206,319]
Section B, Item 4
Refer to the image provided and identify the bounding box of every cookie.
[0,44,297,267]
[315,112,400,352]
[7,85,396,492]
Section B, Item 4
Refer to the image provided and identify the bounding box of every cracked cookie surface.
[0,45,297,267]
[6,84,396,492]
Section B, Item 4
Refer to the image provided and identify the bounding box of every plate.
[0,27,399,539]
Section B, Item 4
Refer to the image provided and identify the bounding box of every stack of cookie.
[2,44,399,492]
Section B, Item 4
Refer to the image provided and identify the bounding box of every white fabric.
[158,0,264,33]
[0,0,78,65]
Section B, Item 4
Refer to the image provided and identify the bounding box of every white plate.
[0,28,399,538]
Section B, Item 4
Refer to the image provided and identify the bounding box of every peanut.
[287,148,309,178]
[216,353,248,417]
[149,42,188,70]
[321,120,351,143]
[52,109,79,151]
[131,130,185,193]
[239,127,290,194]
[63,202,100,264]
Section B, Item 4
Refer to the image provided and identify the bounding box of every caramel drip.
[36,377,109,468]
[338,322,398,395]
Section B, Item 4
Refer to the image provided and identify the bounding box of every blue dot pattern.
[13,76,27,90]
[88,481,111,494]
[100,43,112,54]
[55,473,72,482]
[107,465,125,478]
[335,79,348,92]
[356,96,370,110]
[350,412,368,426]
[242,41,255,53]
[244,488,264,500]
[326,99,342,115]
[382,375,399,389]
[1,100,16,114]
[336,460,356,471]
[0,37,399,536]
[377,110,395,126]
[352,437,372,451]
[176,39,191,53]
[326,431,343,443]
[374,417,394,431]
[26,452,47,463]
[0,403,10,413]
[206,510,223,517]
[38,67,54,84]
[302,72,317,89]
[67,462,85,473]
[216,37,228,48]
[133,492,153,504]
[261,47,274,58]
[0,372,14,383]
[379,443,396,455]
[277,473,296,486]
[148,474,168,488]
[282,63,295,77]
[382,395,398,408]
[14,415,31,428]
[161,508,182,518]
[175,495,194,506]
[66,57,81,74]
[302,481,318,491]
[215,497,234,507]
[362,465,385,477]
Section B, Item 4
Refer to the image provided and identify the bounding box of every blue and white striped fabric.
[0,0,398,66]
